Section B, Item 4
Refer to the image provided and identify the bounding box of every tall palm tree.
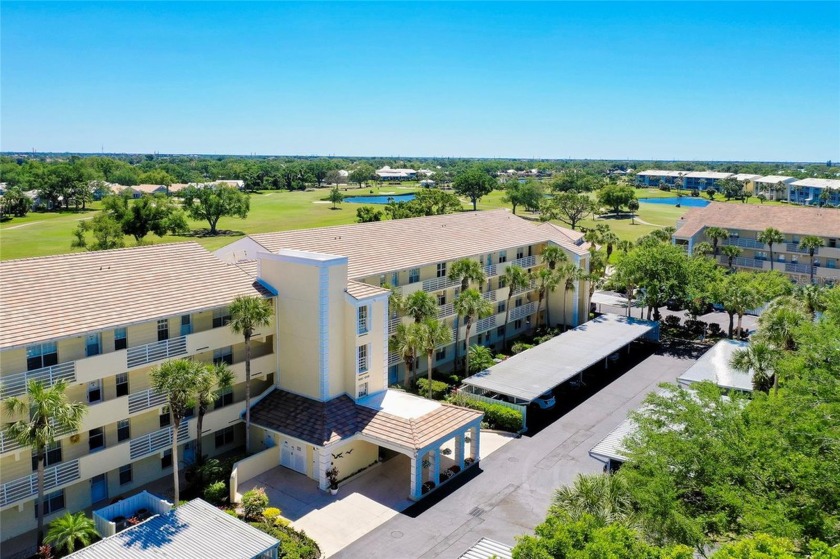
[540,245,568,327]
[502,264,529,350]
[390,322,421,388]
[559,264,581,327]
[799,235,825,284]
[797,284,826,320]
[758,300,806,352]
[455,288,493,376]
[448,259,487,370]
[403,291,437,323]
[3,380,86,546]
[194,363,234,466]
[705,226,729,257]
[532,268,561,328]
[229,295,274,454]
[692,241,714,258]
[45,512,98,555]
[717,273,759,338]
[730,340,777,393]
[757,227,784,271]
[602,231,620,262]
[721,245,742,270]
[551,473,633,525]
[151,358,203,503]
[415,318,453,398]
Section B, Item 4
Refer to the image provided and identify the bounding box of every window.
[436,347,446,361]
[499,277,506,289]
[161,449,173,470]
[829,238,837,249]
[497,302,505,313]
[114,328,127,351]
[180,315,192,336]
[358,382,369,399]
[483,332,490,343]
[214,387,233,409]
[516,298,523,308]
[497,326,505,337]
[116,373,129,397]
[379,274,386,287]
[357,345,369,374]
[160,412,171,428]
[86,333,101,357]
[89,427,105,452]
[119,464,132,485]
[213,346,233,366]
[26,342,57,371]
[436,263,446,278]
[212,307,231,328]
[88,380,103,404]
[409,268,420,284]
[391,272,399,287]
[357,306,369,335]
[498,251,507,264]
[215,426,235,449]
[157,319,169,342]
[36,490,65,518]
[515,319,523,329]
[32,441,62,470]
[117,419,130,442]
[437,294,446,306]
[516,248,524,259]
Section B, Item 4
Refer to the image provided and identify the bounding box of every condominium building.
[0,243,275,549]
[1,210,591,553]
[217,210,592,384]
[752,175,796,201]
[673,202,840,285]
[635,170,734,190]
[788,178,840,207]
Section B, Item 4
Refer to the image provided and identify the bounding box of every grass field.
[0,185,781,261]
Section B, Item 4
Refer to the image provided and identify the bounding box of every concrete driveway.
[333,342,705,559]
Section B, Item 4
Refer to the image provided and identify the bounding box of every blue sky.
[2,2,838,161]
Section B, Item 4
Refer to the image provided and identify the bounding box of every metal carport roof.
[461,313,658,402]
[677,339,753,392]
[589,417,636,463]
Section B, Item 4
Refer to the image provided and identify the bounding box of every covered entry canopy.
[462,313,658,402]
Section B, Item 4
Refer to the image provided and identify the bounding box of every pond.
[638,197,710,208]
[344,193,416,204]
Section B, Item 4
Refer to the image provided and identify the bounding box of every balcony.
[185,325,255,355]
[724,238,766,250]
[76,350,128,385]
[388,352,402,367]
[817,266,840,280]
[732,257,767,269]
[475,314,499,334]
[389,317,401,333]
[438,303,455,320]
[126,336,188,369]
[0,459,80,509]
[1,362,76,399]
[422,276,460,293]
[228,353,275,385]
[484,264,497,278]
[786,242,818,255]
[0,432,23,454]
[128,388,168,415]
[785,262,812,275]
[129,421,190,461]
[509,301,538,321]
[82,396,130,432]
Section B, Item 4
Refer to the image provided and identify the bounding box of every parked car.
[491,390,556,410]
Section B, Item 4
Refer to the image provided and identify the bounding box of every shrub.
[708,323,722,337]
[263,507,281,522]
[203,481,228,505]
[250,522,321,559]
[416,378,450,400]
[224,509,238,517]
[511,342,533,354]
[448,394,523,432]
[690,189,700,197]
[241,488,269,521]
[659,184,671,192]
[664,315,681,328]
[196,458,225,485]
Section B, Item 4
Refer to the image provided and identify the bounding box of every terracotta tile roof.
[346,280,391,300]
[247,210,588,280]
[251,389,482,450]
[132,184,168,194]
[0,242,269,348]
[674,202,840,239]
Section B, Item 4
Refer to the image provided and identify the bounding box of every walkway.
[333,344,702,559]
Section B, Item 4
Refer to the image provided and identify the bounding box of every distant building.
[752,175,796,201]
[636,170,733,190]
[376,166,416,181]
[788,178,840,207]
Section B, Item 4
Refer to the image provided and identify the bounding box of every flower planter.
[421,481,436,494]
[329,487,338,496]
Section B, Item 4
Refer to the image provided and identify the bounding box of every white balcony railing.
[422,276,460,293]
[388,352,403,367]
[438,303,455,319]
[509,302,537,321]
[129,422,190,461]
[511,255,537,269]
[787,242,818,255]
[126,336,188,369]
[1,362,76,399]
[0,459,80,508]
[476,314,498,334]
[785,262,813,274]
[0,432,23,454]
[128,388,168,415]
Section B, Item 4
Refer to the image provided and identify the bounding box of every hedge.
[416,378,450,400]
[250,522,321,559]
[448,394,523,432]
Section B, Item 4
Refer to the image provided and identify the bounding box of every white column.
[410,454,423,500]
[317,448,331,491]
[432,448,441,486]
[455,434,465,470]
[470,425,480,461]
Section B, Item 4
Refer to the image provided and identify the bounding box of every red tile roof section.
[674,202,840,239]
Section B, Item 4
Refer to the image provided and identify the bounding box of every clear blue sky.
[2,2,838,161]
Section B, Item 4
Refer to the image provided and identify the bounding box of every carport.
[460,314,659,412]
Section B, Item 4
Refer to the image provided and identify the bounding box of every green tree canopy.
[503,179,544,215]
[596,184,636,216]
[453,167,497,211]
[182,184,250,235]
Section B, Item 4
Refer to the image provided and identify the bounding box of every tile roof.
[674,202,840,239]
[732,174,762,181]
[346,280,391,300]
[0,242,269,348]
[247,210,588,280]
[685,171,734,179]
[791,178,840,189]
[637,170,684,177]
[67,498,278,559]
[132,184,168,194]
[251,389,482,450]
[755,175,795,184]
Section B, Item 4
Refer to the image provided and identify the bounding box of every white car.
[493,390,556,410]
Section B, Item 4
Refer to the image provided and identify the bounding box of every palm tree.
[797,284,826,319]
[390,322,421,388]
[403,291,437,323]
[558,263,580,328]
[45,512,98,555]
[717,273,759,338]
[502,264,529,350]
[467,345,495,375]
[151,358,203,503]
[532,268,561,328]
[3,380,86,546]
[602,231,620,262]
[229,295,274,454]
[194,363,234,466]
[692,241,714,258]
[705,226,729,257]
[455,288,493,375]
[540,245,569,327]
[617,240,634,254]
[721,245,742,270]
[758,300,806,352]
[551,473,633,524]
[799,235,825,284]
[757,227,784,271]
[448,259,487,370]
[730,340,777,393]
[415,318,453,398]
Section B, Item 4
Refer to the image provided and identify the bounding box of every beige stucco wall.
[327,439,379,483]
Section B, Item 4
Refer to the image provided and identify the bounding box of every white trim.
[344,290,390,304]
[382,301,389,390]
[264,249,348,268]
[318,267,330,401]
